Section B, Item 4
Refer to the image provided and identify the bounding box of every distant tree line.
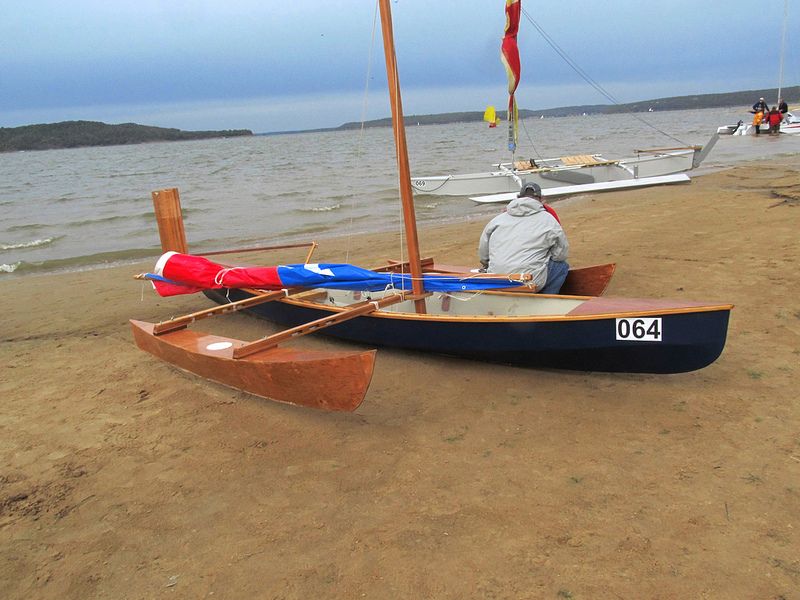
[334,85,800,130]
[0,120,253,152]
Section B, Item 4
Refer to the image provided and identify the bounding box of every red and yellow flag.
[500,0,521,152]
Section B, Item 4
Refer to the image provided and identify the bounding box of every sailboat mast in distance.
[377,0,426,312]
[777,0,789,104]
[501,0,522,154]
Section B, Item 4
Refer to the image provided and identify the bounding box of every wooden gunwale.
[633,146,699,154]
[268,292,733,323]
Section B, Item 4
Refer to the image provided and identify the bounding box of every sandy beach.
[2,156,799,598]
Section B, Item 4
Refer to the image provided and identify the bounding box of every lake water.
[1,106,798,277]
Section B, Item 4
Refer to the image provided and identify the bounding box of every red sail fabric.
[149,251,282,296]
[501,0,521,152]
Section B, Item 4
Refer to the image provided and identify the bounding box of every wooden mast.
[377,0,427,314]
[152,188,188,254]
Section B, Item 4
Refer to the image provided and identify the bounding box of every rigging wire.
[521,7,689,147]
[347,1,380,265]
[519,117,545,162]
[355,0,408,275]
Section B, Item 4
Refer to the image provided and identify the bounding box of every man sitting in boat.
[478,182,570,294]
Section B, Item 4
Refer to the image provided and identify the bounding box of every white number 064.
[615,317,662,342]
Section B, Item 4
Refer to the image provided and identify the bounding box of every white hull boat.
[717,111,800,136]
[411,137,717,198]
[718,2,798,137]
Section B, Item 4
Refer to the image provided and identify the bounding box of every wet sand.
[2,156,799,598]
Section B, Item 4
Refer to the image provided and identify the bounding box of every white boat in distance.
[410,135,718,198]
[718,1,799,136]
[718,110,800,136]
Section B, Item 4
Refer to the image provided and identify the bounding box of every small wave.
[0,237,57,250]
[107,169,172,179]
[270,190,305,199]
[283,223,338,236]
[295,203,341,213]
[8,223,47,232]
[0,247,161,277]
[53,194,81,203]
[325,214,373,230]
[69,212,154,227]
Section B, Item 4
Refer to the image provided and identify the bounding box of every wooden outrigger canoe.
[131,248,618,411]
[130,0,732,411]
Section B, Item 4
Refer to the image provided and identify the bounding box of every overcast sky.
[1,0,797,132]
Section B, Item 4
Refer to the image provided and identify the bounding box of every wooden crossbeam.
[233,292,429,359]
[201,241,318,259]
[373,258,532,284]
[376,256,436,272]
[634,146,699,153]
[152,288,302,334]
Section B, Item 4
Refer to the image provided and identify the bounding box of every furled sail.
[144,252,526,297]
[501,0,521,152]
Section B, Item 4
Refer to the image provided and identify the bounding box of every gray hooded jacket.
[478,197,569,290]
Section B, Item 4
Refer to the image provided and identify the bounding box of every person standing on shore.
[753,97,769,113]
[478,182,569,294]
[768,106,783,134]
[752,109,766,134]
[778,98,789,114]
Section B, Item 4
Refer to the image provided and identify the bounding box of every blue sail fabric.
[275,263,523,292]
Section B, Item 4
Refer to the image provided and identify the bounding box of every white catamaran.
[410,5,720,200]
[411,145,717,202]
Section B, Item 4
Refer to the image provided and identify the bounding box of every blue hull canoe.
[204,288,731,374]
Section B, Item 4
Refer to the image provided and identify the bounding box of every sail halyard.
[377,0,426,313]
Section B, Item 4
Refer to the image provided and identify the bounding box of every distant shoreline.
[0,121,253,153]
[3,84,797,148]
[265,84,800,135]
